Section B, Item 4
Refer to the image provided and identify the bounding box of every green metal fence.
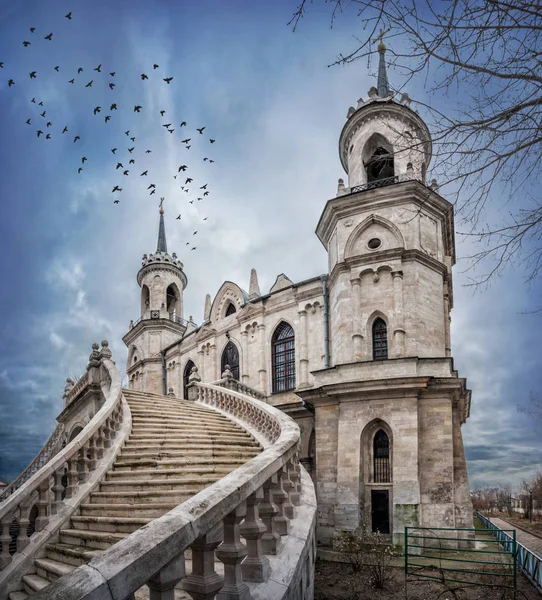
[405,526,517,593]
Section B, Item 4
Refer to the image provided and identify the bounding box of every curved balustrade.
[0,424,65,503]
[0,341,132,598]
[27,380,316,600]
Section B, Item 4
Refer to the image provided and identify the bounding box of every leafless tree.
[290,0,542,289]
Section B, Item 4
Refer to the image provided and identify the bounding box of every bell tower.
[123,203,188,394]
[302,40,473,548]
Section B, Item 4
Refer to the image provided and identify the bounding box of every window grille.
[372,318,388,360]
[272,322,296,393]
[373,429,390,483]
[221,341,240,380]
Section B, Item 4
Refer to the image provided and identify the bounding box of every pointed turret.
[249,268,261,299]
[157,201,167,253]
[204,293,212,321]
[377,39,390,98]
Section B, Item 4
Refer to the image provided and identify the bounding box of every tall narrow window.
[272,322,296,393]
[221,341,240,380]
[372,318,388,360]
[373,430,390,483]
[183,360,195,400]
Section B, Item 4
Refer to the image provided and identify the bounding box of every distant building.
[123,42,473,547]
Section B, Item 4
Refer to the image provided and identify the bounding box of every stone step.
[89,489,201,504]
[117,447,260,460]
[45,542,101,567]
[9,591,28,600]
[123,437,258,448]
[59,528,127,551]
[129,425,251,437]
[105,466,236,480]
[127,433,255,444]
[35,557,76,582]
[130,420,240,434]
[112,457,249,471]
[98,477,220,492]
[125,397,216,413]
[129,410,229,423]
[70,515,152,534]
[22,574,50,595]
[80,502,179,518]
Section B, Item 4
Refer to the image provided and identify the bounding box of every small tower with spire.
[122,203,188,393]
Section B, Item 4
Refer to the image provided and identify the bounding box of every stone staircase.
[10,389,261,599]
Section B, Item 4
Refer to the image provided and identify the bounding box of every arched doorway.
[183,360,195,400]
[221,341,240,380]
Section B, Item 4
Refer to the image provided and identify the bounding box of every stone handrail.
[29,380,316,600]
[0,423,65,503]
[0,341,129,582]
[213,375,267,402]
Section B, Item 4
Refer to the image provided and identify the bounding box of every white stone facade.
[123,65,473,548]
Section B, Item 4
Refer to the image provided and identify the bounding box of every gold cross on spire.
[159,197,165,214]
[375,27,391,51]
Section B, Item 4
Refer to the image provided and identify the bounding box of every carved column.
[444,284,451,357]
[17,503,32,552]
[51,465,65,515]
[216,502,250,600]
[0,515,14,568]
[271,469,290,536]
[288,460,301,506]
[66,455,79,498]
[79,442,90,483]
[87,436,98,471]
[148,553,185,600]
[182,533,223,600]
[240,330,249,384]
[392,270,406,357]
[240,489,270,582]
[259,479,280,554]
[257,324,267,394]
[210,344,218,381]
[197,348,205,381]
[298,309,310,389]
[350,277,363,361]
[35,480,51,531]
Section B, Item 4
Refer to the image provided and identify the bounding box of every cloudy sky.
[0,0,540,490]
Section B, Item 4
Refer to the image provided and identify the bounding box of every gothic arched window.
[372,318,388,360]
[183,360,195,400]
[272,322,296,393]
[225,302,237,317]
[373,430,391,483]
[366,147,394,183]
[221,341,240,380]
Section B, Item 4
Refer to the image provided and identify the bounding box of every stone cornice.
[315,180,455,264]
[137,260,188,289]
[122,318,186,346]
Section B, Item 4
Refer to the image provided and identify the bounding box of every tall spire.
[376,29,390,97]
[157,198,167,253]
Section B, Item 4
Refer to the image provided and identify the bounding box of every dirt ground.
[314,560,541,600]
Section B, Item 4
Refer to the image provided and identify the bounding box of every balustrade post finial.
[187,366,202,402]
[99,339,112,359]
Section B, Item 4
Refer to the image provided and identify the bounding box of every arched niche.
[221,341,240,380]
[166,282,182,317]
[209,281,247,323]
[141,284,150,315]
[344,214,405,260]
[183,359,195,399]
[362,133,395,182]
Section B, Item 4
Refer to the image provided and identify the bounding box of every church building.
[122,42,473,547]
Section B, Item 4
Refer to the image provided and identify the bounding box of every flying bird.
[62,126,68,133]
[38,101,43,106]
[31,98,36,103]
[68,76,74,82]
[105,115,111,122]
[26,119,31,125]
[44,33,53,41]
[86,80,93,88]
[112,186,122,193]
[124,130,130,136]
[134,105,142,112]
[150,189,156,195]
[203,157,208,161]
[197,127,206,134]
[130,136,135,142]
[203,191,209,196]
[114,199,120,204]
[141,73,148,80]
[200,184,208,189]
[82,157,87,164]
[123,170,129,176]
[185,177,193,184]
[109,82,115,89]
[180,121,187,127]
[46,121,52,128]
[186,145,191,150]
[78,168,83,173]
[176,214,181,220]
[40,111,46,117]
[197,197,202,201]
[203,217,207,220]
[129,159,135,164]
[191,247,196,251]
[45,134,51,140]
[94,64,102,72]
[193,231,198,235]
[178,165,187,172]
[93,106,101,115]
[128,147,134,153]
[145,149,152,154]
[54,66,59,72]
[110,103,117,110]
[23,41,31,47]
[160,110,166,116]
[140,170,148,176]
[73,135,80,142]
[153,64,159,69]
[167,129,174,133]
[162,123,171,128]
[77,67,83,73]
[36,130,43,137]
[210,139,215,143]
[30,27,35,33]
[163,77,173,84]
[8,79,14,87]
[181,138,191,144]
[29,71,37,79]
[209,159,215,163]
[189,200,194,204]
[65,12,72,19]
[109,72,115,76]
[116,162,123,169]
[147,184,156,189]
[111,148,117,154]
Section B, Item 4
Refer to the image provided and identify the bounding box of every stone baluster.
[66,455,79,498]
[271,469,290,536]
[51,465,65,515]
[0,514,14,569]
[295,457,303,495]
[288,461,301,506]
[96,426,105,459]
[102,420,112,449]
[35,480,51,531]
[240,489,270,582]
[87,436,98,471]
[281,467,296,519]
[259,479,280,555]
[17,502,32,552]
[79,442,90,483]
[148,553,185,600]
[216,502,250,600]
[182,533,224,600]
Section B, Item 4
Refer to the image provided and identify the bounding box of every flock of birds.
[2,10,215,253]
